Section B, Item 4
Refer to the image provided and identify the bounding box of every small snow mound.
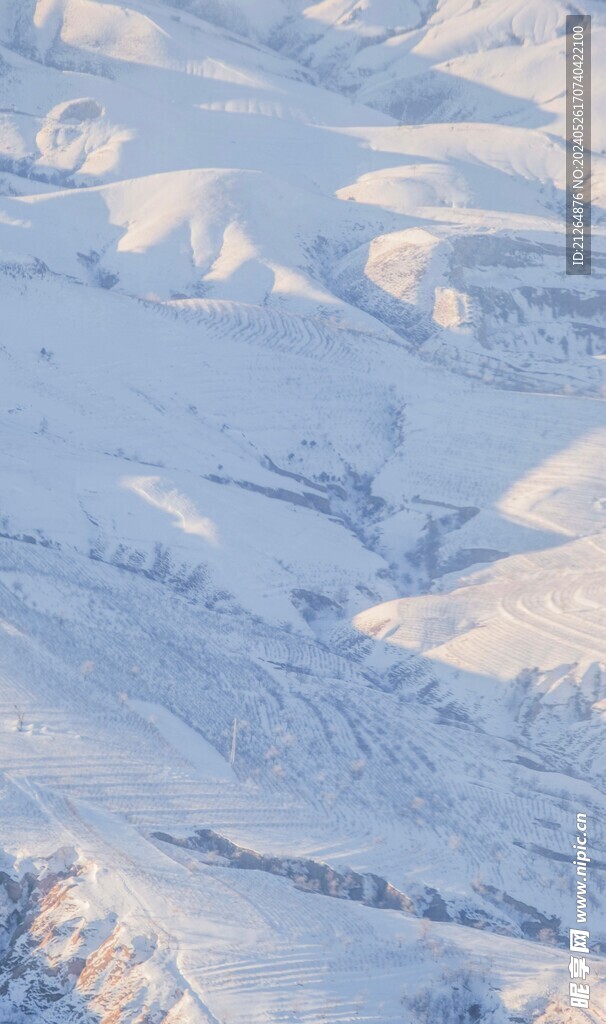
[38,845,79,878]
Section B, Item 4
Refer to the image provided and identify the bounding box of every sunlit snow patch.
[122,476,218,544]
[129,699,236,782]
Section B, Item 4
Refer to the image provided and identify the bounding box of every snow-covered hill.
[1,2,605,1022]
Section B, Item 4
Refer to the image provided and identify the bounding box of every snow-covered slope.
[1,2,605,1022]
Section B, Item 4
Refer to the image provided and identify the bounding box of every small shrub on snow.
[404,967,510,1024]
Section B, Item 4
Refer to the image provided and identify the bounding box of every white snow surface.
[0,1,606,1022]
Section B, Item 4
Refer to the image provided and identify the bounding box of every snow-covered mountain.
[1,2,605,1022]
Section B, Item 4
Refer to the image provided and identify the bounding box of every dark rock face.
[0,852,171,1024]
[0,854,92,1023]
[153,828,414,912]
